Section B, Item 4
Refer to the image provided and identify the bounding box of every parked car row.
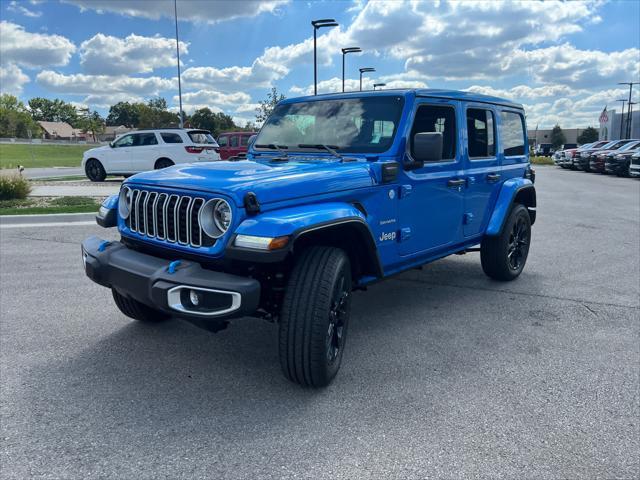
[553,139,640,177]
[83,128,258,181]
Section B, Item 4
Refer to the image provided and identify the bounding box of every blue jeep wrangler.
[83,89,536,387]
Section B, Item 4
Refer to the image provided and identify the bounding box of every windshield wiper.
[254,143,289,161]
[297,144,342,159]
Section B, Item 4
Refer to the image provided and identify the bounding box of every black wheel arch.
[154,157,174,169]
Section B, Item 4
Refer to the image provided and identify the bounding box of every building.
[37,121,87,141]
[99,125,136,142]
[598,108,640,141]
[527,128,585,147]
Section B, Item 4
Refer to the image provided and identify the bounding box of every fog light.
[189,290,201,306]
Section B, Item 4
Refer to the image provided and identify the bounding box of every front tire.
[112,289,170,322]
[279,247,352,387]
[481,204,531,281]
[85,158,106,182]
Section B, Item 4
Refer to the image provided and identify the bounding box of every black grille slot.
[177,197,191,244]
[156,194,167,238]
[166,195,178,241]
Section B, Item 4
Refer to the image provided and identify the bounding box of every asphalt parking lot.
[1,166,638,479]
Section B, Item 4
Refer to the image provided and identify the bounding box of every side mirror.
[409,132,443,168]
[109,142,114,148]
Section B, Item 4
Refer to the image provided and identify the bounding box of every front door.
[108,133,135,172]
[462,105,500,237]
[397,100,464,256]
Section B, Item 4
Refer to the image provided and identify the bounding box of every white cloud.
[36,70,175,98]
[0,21,76,68]
[63,0,288,23]
[0,63,29,95]
[175,89,251,107]
[7,1,42,17]
[80,33,188,75]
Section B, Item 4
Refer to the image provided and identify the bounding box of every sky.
[0,0,639,128]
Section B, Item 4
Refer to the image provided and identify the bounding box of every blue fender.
[96,194,118,228]
[485,178,535,236]
[235,202,368,238]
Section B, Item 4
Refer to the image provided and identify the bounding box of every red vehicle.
[216,131,258,160]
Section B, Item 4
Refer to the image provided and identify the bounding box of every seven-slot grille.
[125,189,216,248]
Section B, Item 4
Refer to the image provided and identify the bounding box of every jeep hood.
[126,159,376,206]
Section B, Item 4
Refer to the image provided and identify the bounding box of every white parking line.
[0,221,96,228]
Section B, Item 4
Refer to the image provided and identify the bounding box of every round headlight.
[118,186,132,219]
[199,198,232,239]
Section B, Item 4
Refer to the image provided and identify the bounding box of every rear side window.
[161,132,183,144]
[133,133,158,146]
[410,105,457,161]
[500,111,525,156]
[467,108,495,158]
[240,135,250,147]
[188,131,216,144]
[230,136,239,147]
[217,135,228,147]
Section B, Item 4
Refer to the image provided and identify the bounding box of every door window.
[467,108,495,158]
[113,134,134,148]
[240,135,250,147]
[132,133,158,147]
[410,105,457,161]
[500,111,526,156]
[160,132,183,143]
[217,135,228,147]
[230,136,239,147]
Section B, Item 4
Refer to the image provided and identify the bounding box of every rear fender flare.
[486,178,536,236]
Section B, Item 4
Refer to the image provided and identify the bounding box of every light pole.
[359,67,375,91]
[311,19,338,96]
[341,47,361,93]
[628,102,637,139]
[174,0,183,128]
[618,82,639,138]
[616,99,627,139]
[373,83,386,90]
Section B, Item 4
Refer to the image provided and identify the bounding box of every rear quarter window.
[160,132,183,144]
[500,111,526,156]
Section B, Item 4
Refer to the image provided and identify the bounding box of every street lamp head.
[342,47,362,54]
[312,19,338,28]
[373,83,386,89]
[359,67,376,73]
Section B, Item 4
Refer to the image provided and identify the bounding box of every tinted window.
[188,130,217,144]
[132,133,158,147]
[230,136,239,147]
[255,96,405,154]
[161,132,183,144]
[410,104,456,161]
[467,108,495,158]
[217,135,228,147]
[240,135,250,147]
[500,111,525,156]
[113,134,134,148]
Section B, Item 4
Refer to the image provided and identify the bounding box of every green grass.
[0,196,99,215]
[530,156,555,165]
[0,143,95,169]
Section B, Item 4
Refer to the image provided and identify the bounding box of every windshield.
[188,130,217,145]
[255,96,405,154]
[619,141,640,151]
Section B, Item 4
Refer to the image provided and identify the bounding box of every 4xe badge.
[379,231,396,242]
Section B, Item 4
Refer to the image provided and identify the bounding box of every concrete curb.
[0,212,96,225]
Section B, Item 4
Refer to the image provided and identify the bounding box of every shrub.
[0,175,31,200]
[50,196,97,207]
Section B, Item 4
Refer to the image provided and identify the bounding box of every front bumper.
[604,160,628,175]
[82,236,261,320]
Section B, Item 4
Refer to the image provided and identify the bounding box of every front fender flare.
[485,178,536,236]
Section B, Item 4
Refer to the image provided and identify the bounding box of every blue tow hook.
[167,260,182,274]
[98,240,111,252]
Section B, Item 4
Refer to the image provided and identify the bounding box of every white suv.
[82,129,221,182]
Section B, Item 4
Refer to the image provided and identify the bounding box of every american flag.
[599,106,608,123]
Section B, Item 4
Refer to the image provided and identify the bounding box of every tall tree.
[106,102,140,127]
[28,97,78,125]
[0,94,41,138]
[550,124,566,149]
[77,108,105,142]
[190,108,238,137]
[136,98,179,128]
[577,126,599,144]
[256,86,285,123]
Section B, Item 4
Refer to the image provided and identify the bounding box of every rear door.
[397,100,464,256]
[217,134,229,159]
[129,132,160,172]
[228,134,241,157]
[462,104,500,237]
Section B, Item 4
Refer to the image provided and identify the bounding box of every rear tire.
[279,246,352,388]
[85,158,106,182]
[481,204,531,281]
[112,289,169,322]
[155,158,174,170]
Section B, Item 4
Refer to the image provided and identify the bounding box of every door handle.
[486,173,501,183]
[447,178,466,188]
